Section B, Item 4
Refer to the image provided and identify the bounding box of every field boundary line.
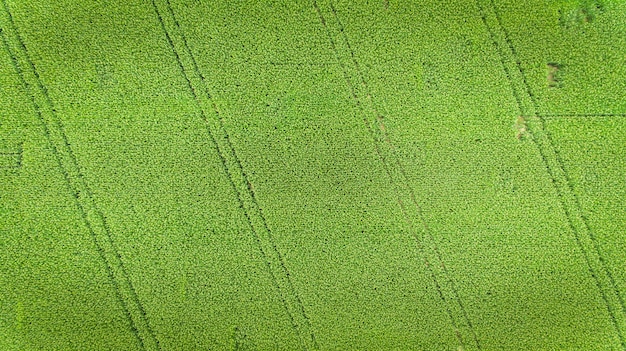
[476,0,626,347]
[0,3,161,350]
[312,1,481,349]
[0,143,22,168]
[149,1,318,350]
[538,113,626,118]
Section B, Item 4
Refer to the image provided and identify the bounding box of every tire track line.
[149,1,318,350]
[312,1,481,349]
[328,3,481,349]
[0,4,160,350]
[476,0,626,347]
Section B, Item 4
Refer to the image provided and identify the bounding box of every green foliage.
[1,0,625,350]
[559,0,607,27]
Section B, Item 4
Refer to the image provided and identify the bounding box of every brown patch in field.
[246,179,256,194]
[559,1,605,28]
[515,115,528,140]
[546,62,563,88]
[547,63,561,88]
[379,121,386,132]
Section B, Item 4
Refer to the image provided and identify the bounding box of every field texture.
[1,0,625,350]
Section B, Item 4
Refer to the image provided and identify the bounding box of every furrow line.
[149,1,318,350]
[477,0,626,347]
[0,5,160,351]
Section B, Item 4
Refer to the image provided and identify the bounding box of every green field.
[1,0,626,349]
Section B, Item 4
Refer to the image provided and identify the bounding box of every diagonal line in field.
[476,0,626,348]
[312,1,482,349]
[0,3,160,351]
[148,1,318,350]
